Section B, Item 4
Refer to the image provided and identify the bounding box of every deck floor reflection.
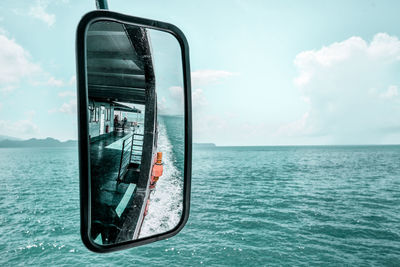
[90,130,141,244]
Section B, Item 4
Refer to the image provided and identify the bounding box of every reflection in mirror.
[86,20,184,245]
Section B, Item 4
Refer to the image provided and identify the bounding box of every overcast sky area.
[0,0,399,145]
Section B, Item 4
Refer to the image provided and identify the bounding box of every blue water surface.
[0,135,399,265]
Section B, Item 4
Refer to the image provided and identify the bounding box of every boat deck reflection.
[89,130,142,244]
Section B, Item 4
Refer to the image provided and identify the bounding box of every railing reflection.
[117,134,133,182]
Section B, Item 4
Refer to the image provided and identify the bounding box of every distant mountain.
[0,137,77,148]
[0,135,21,141]
[194,143,216,148]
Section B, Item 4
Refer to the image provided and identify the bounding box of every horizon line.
[196,143,400,147]
[2,137,400,147]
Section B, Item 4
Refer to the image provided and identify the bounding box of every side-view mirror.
[76,10,192,252]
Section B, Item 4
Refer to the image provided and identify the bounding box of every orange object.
[152,164,163,178]
[150,152,163,189]
[156,152,162,164]
[152,152,163,177]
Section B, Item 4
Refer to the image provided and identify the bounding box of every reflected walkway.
[89,130,137,244]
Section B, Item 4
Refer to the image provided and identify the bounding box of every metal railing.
[131,134,144,165]
[117,134,134,181]
[117,132,145,182]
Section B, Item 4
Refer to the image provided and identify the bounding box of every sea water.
[140,116,184,238]
[0,117,399,266]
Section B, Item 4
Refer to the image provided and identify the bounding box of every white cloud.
[59,99,76,114]
[58,90,76,97]
[0,32,41,89]
[25,110,36,119]
[68,75,76,85]
[189,70,234,109]
[191,70,236,86]
[49,99,76,114]
[28,1,55,27]
[276,112,311,137]
[192,113,279,145]
[157,86,184,115]
[380,85,399,99]
[157,97,167,114]
[31,75,77,87]
[192,88,207,109]
[166,86,208,108]
[189,70,236,108]
[169,86,184,103]
[188,70,237,144]
[0,119,39,139]
[284,33,400,144]
[0,85,16,93]
[46,77,64,87]
[0,27,71,91]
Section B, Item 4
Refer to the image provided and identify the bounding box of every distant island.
[193,143,216,148]
[0,137,77,148]
[0,135,21,141]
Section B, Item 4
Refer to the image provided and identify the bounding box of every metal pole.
[95,0,109,10]
[117,139,126,181]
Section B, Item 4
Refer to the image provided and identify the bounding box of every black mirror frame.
[76,10,192,253]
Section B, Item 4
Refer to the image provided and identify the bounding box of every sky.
[0,0,399,145]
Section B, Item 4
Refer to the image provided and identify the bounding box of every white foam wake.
[139,119,183,238]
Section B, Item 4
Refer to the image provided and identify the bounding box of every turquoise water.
[140,116,184,238]
[1,121,400,266]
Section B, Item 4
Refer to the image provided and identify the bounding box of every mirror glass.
[85,20,184,245]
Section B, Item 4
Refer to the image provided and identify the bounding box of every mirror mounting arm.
[95,0,109,10]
